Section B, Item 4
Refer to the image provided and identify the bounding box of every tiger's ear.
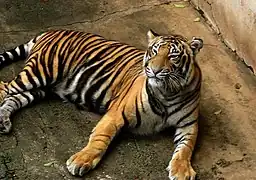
[190,37,203,54]
[147,29,159,43]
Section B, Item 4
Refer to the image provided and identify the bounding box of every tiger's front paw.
[66,149,102,176]
[0,111,12,134]
[166,159,196,180]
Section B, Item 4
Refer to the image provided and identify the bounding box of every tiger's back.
[24,30,145,113]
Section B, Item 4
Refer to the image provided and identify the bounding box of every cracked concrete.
[0,0,256,180]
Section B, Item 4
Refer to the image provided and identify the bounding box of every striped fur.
[0,29,203,179]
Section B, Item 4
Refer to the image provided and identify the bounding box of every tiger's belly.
[130,113,167,135]
[53,76,108,113]
[127,95,168,135]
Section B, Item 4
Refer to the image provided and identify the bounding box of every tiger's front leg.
[167,121,198,180]
[66,111,125,176]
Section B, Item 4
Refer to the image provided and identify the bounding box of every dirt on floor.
[0,0,256,180]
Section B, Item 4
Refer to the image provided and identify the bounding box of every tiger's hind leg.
[0,81,8,103]
[0,89,46,134]
[66,111,126,176]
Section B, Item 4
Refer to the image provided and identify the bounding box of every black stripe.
[10,49,19,61]
[176,138,192,147]
[69,33,97,52]
[95,43,121,60]
[95,134,112,139]
[14,75,27,91]
[8,98,20,108]
[165,75,200,101]
[85,72,112,112]
[184,55,191,74]
[122,110,129,127]
[174,132,182,139]
[61,33,91,69]
[6,104,15,111]
[9,83,20,94]
[115,75,139,108]
[88,46,124,75]
[173,149,180,154]
[30,90,45,100]
[65,35,105,69]
[11,95,23,108]
[176,105,198,126]
[178,119,197,128]
[94,61,138,110]
[40,42,53,84]
[167,91,200,117]
[80,38,107,53]
[73,44,117,75]
[32,31,56,51]
[174,136,186,145]
[55,33,80,81]
[83,41,120,62]
[56,51,64,82]
[65,65,85,89]
[0,100,8,107]
[65,41,109,76]
[32,59,45,86]
[24,69,37,88]
[18,45,27,60]
[2,53,10,65]
[93,48,134,81]
[48,45,60,82]
[139,91,146,113]
[0,55,3,65]
[146,81,165,117]
[176,142,192,150]
[46,31,70,82]
[174,136,192,145]
[62,34,94,62]
[74,61,107,103]
[20,92,31,104]
[135,97,141,128]
[91,139,109,146]
[32,37,37,43]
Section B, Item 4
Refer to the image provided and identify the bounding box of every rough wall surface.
[192,0,256,73]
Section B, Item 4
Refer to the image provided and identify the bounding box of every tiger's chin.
[147,77,164,88]
[147,76,183,96]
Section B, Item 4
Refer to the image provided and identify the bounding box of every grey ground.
[0,0,256,180]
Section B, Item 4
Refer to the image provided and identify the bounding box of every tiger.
[0,29,203,180]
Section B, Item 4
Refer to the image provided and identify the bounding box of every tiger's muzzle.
[145,67,170,80]
[145,44,171,80]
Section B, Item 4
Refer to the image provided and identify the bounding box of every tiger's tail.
[0,33,44,68]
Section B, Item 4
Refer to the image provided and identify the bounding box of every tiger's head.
[144,30,203,94]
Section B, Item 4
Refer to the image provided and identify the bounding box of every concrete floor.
[0,0,256,179]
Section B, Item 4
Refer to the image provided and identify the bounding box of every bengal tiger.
[0,29,203,180]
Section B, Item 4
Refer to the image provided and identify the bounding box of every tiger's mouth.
[145,66,170,80]
[146,67,186,94]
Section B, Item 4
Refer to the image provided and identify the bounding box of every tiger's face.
[144,30,203,94]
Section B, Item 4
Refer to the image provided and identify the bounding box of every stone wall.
[191,0,256,73]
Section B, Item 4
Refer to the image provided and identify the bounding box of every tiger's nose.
[146,67,169,76]
[146,67,160,75]
[152,68,163,75]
